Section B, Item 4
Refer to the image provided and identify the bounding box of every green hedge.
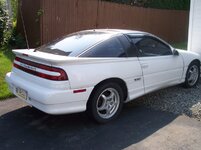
[0,0,9,46]
[102,0,190,10]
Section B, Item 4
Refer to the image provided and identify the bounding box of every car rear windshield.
[35,31,113,56]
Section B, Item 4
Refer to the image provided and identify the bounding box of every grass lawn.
[0,46,15,100]
[172,42,187,50]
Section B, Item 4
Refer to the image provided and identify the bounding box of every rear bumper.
[6,72,94,115]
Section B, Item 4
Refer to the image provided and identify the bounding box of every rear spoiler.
[12,49,126,65]
[12,49,72,65]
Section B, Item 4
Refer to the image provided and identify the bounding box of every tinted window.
[35,31,113,56]
[132,37,172,57]
[118,35,137,57]
[81,37,126,57]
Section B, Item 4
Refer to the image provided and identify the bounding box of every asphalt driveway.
[0,98,201,150]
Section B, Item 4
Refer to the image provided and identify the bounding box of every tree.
[10,0,17,22]
[103,0,190,10]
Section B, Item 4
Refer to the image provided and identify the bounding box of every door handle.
[141,63,148,68]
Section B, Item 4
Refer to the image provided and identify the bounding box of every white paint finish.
[7,49,199,115]
[139,55,183,93]
[13,49,72,65]
[65,58,143,88]
[124,77,145,101]
[177,49,201,80]
[6,30,200,115]
[178,49,201,67]
[54,57,145,101]
[6,72,93,114]
[188,0,201,56]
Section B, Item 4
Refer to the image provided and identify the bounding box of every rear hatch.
[11,30,114,89]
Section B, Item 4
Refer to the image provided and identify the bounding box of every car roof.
[80,29,151,36]
[78,29,172,49]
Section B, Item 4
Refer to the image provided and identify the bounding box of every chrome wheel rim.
[96,88,120,119]
[187,65,199,86]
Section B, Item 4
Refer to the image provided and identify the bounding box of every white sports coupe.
[6,29,201,123]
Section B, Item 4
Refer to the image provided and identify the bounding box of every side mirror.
[173,49,179,56]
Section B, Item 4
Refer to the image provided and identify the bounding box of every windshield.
[35,31,113,56]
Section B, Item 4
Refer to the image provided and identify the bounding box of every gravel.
[128,79,201,121]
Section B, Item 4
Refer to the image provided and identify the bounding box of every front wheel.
[87,82,124,123]
[184,62,200,88]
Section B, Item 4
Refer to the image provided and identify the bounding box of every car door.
[81,35,145,101]
[117,35,145,101]
[130,35,183,93]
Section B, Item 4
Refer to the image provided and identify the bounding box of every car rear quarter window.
[36,31,112,56]
[80,37,127,57]
[118,35,137,57]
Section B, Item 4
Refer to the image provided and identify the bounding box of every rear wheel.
[184,62,200,88]
[87,82,124,123]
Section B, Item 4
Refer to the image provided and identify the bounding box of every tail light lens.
[13,57,68,81]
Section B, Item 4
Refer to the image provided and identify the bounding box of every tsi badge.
[20,63,36,71]
[134,77,141,81]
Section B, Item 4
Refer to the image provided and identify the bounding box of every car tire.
[184,61,200,88]
[87,82,124,123]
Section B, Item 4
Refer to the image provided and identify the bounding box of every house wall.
[188,0,201,56]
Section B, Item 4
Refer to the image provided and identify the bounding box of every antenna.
[19,1,29,49]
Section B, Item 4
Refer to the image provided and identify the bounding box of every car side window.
[132,37,172,57]
[118,35,137,57]
[80,37,127,57]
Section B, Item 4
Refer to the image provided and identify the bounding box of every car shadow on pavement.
[0,104,178,150]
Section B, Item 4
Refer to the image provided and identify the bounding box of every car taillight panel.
[13,57,68,81]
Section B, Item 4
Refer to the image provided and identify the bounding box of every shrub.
[0,0,26,49]
[0,0,9,46]
[8,23,26,49]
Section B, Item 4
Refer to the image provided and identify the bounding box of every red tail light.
[13,57,68,81]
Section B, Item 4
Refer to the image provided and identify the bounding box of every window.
[118,35,137,57]
[131,36,172,57]
[81,37,126,57]
[35,31,113,56]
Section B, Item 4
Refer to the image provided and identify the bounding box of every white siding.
[188,0,201,56]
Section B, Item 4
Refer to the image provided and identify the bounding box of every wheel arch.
[183,59,200,88]
[190,59,200,66]
[186,59,200,77]
[87,77,128,104]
